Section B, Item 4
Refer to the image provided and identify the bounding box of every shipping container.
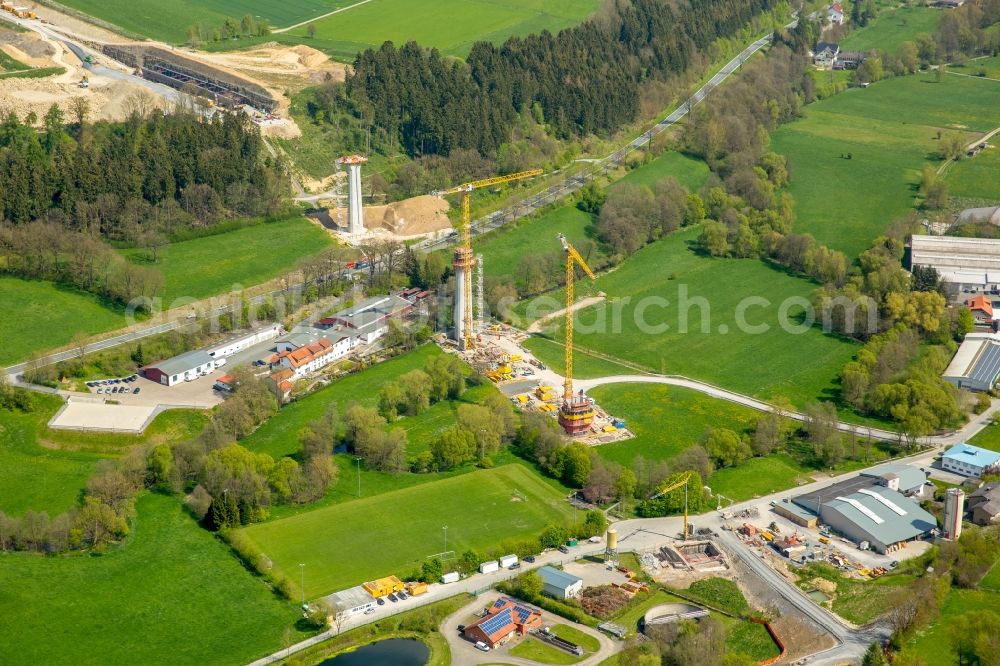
[499,555,518,568]
[479,560,499,574]
[441,572,460,584]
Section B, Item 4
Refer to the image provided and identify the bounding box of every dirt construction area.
[0,24,167,122]
[316,194,454,239]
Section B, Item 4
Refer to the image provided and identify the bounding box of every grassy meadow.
[517,226,861,406]
[584,383,759,467]
[707,454,814,501]
[839,6,941,53]
[0,394,208,516]
[946,143,1000,200]
[772,72,1000,257]
[899,588,997,665]
[121,217,333,304]
[288,0,601,59]
[241,344,482,460]
[614,151,712,192]
[0,494,302,665]
[238,463,576,596]
[0,276,125,366]
[55,0,350,42]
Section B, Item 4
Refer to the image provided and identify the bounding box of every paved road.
[577,373,997,448]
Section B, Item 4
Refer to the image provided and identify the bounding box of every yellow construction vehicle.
[557,233,597,435]
[436,169,542,350]
[651,471,694,540]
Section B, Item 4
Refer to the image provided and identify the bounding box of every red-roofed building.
[273,335,349,379]
[968,295,994,326]
[267,368,295,402]
[829,2,845,24]
[462,597,541,649]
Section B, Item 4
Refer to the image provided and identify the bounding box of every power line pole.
[355,457,362,497]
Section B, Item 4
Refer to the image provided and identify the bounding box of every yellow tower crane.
[650,471,694,540]
[436,169,542,350]
[557,233,597,435]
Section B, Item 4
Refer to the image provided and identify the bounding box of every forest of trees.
[0,107,288,306]
[311,0,777,161]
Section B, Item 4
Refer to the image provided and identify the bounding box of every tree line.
[318,0,777,160]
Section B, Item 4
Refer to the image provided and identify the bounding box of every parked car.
[457,624,466,633]
[133,388,139,394]
[524,555,536,563]
[509,562,521,570]
[96,388,103,394]
[387,594,398,602]
[398,591,408,600]
[376,597,385,606]
[474,641,490,652]
[558,545,570,554]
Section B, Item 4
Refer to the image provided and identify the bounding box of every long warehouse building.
[910,234,1000,289]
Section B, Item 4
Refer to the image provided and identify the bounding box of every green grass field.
[0,394,208,516]
[584,383,759,467]
[946,144,1000,200]
[0,276,125,366]
[839,6,942,53]
[474,151,710,283]
[238,463,576,596]
[0,493,302,665]
[708,454,814,501]
[510,637,583,665]
[900,589,997,665]
[121,217,333,304]
[772,73,1000,257]
[242,345,471,460]
[55,0,351,42]
[614,151,711,192]
[517,225,861,407]
[522,337,638,379]
[289,0,601,59]
[968,424,1000,451]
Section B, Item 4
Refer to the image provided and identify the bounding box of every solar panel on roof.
[971,343,1000,385]
[479,609,511,633]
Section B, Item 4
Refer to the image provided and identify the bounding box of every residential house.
[813,42,840,68]
[967,482,1000,525]
[969,295,995,326]
[267,368,295,402]
[834,50,866,70]
[462,597,542,649]
[828,2,845,24]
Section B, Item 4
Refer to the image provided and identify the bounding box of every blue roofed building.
[942,443,1000,478]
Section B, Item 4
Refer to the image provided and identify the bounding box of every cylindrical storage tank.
[607,528,618,550]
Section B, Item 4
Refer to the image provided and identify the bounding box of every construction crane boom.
[650,471,693,540]
[437,169,542,350]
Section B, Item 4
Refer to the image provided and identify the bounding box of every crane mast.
[650,471,693,540]
[558,233,596,435]
[437,169,542,350]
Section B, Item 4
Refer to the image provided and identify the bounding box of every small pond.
[806,589,830,604]
[317,638,429,666]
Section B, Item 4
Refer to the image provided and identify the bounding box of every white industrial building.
[941,443,1000,478]
[143,350,219,386]
[910,234,1000,289]
[207,324,282,359]
[326,585,375,617]
[538,566,583,599]
[316,295,413,346]
[942,333,1000,391]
